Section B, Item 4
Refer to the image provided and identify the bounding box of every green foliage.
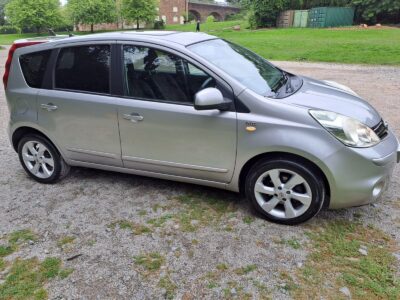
[0,25,20,34]
[352,0,400,24]
[57,236,76,248]
[0,245,15,257]
[0,258,5,271]
[0,257,71,299]
[279,237,302,249]
[245,0,290,28]
[206,15,215,23]
[67,0,116,32]
[154,20,165,30]
[5,0,61,33]
[242,215,255,224]
[158,275,177,300]
[245,0,400,26]
[133,252,165,271]
[121,0,158,29]
[8,229,37,244]
[291,221,400,299]
[108,220,152,235]
[187,11,196,22]
[0,0,10,26]
[234,264,257,275]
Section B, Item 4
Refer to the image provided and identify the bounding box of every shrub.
[154,20,165,29]
[0,25,20,34]
[206,15,215,23]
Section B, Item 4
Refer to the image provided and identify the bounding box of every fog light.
[372,181,385,200]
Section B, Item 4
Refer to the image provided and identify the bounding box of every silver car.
[4,32,400,225]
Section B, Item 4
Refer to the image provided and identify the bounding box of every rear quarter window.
[19,50,51,88]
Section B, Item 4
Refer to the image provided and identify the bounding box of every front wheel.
[18,134,70,184]
[245,158,326,225]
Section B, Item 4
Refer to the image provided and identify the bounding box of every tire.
[17,134,70,184]
[245,158,325,225]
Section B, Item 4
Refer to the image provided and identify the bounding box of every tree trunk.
[137,18,139,30]
[91,24,94,33]
[36,27,40,35]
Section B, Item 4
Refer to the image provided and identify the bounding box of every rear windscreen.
[19,50,51,88]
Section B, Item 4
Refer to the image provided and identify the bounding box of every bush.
[206,15,215,23]
[0,25,20,34]
[154,20,165,30]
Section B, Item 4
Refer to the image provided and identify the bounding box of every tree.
[121,0,158,30]
[5,0,61,33]
[246,0,290,28]
[352,0,400,24]
[0,0,10,26]
[67,0,116,33]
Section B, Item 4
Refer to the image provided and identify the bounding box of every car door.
[116,43,237,183]
[37,42,122,167]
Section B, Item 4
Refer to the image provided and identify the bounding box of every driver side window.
[123,45,215,104]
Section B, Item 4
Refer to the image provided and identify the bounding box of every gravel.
[0,47,399,299]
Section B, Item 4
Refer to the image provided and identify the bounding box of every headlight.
[310,110,380,148]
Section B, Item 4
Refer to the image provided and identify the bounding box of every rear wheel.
[18,134,70,183]
[245,158,325,225]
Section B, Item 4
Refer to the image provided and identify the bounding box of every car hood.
[281,76,381,127]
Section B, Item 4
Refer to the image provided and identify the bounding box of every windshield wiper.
[271,73,287,93]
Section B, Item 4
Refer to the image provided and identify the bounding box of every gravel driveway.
[0,46,399,299]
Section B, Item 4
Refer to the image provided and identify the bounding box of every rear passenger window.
[20,50,51,88]
[55,45,110,94]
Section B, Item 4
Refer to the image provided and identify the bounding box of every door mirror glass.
[194,88,231,111]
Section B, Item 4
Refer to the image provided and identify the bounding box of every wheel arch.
[238,151,331,208]
[12,126,62,156]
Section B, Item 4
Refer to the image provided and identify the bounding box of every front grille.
[372,119,388,139]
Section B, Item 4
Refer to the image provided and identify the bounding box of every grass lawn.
[0,21,399,65]
[168,21,400,65]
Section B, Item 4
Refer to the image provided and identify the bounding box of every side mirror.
[194,88,231,111]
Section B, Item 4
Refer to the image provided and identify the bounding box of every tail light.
[3,41,45,89]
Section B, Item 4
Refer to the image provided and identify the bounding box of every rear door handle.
[40,103,58,112]
[123,113,144,123]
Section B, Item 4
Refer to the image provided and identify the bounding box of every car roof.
[38,31,218,47]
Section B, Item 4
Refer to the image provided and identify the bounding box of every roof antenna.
[48,28,57,36]
[67,29,74,37]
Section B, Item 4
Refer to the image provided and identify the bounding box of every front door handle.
[40,103,58,112]
[123,113,144,123]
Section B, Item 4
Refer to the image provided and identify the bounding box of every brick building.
[75,0,240,31]
[157,0,188,25]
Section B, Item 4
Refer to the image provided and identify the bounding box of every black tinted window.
[20,50,51,88]
[123,45,215,104]
[55,45,110,94]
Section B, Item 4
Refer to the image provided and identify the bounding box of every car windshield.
[188,39,284,96]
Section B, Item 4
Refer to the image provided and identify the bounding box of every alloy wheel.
[254,168,312,219]
[21,141,55,179]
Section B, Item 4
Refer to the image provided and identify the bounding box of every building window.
[162,15,167,23]
[173,16,178,23]
[173,6,178,13]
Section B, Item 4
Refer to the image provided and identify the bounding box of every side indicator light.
[246,126,257,132]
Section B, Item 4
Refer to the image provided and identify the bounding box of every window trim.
[52,42,113,96]
[120,43,224,107]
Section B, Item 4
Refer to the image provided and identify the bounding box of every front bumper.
[326,130,399,209]
[398,147,400,163]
